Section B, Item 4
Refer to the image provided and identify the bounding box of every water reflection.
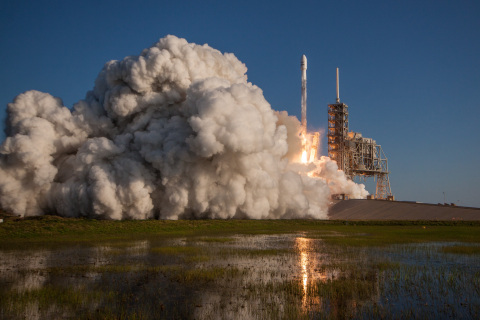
[295,236,389,317]
[296,237,309,308]
[1,250,52,294]
[1,235,479,319]
[295,236,341,312]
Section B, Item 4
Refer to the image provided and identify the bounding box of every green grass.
[0,284,115,319]
[2,216,480,319]
[151,245,211,263]
[193,237,235,243]
[0,262,245,319]
[44,264,167,275]
[228,248,293,256]
[311,225,480,247]
[170,266,243,283]
[441,245,480,255]
[1,216,480,250]
[0,284,166,320]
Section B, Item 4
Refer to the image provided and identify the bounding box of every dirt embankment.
[328,199,480,221]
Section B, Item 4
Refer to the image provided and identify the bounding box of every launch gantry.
[327,69,393,200]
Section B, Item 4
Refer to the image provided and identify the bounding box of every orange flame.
[300,131,320,164]
[301,150,308,163]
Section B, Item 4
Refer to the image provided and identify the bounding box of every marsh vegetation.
[1,218,479,319]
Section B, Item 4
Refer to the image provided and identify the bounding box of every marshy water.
[1,233,479,319]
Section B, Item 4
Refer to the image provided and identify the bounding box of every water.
[1,235,479,319]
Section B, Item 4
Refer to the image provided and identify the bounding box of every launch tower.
[327,69,393,200]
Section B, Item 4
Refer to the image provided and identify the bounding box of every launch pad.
[300,56,393,200]
[327,69,392,200]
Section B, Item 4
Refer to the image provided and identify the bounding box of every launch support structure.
[327,68,393,200]
[298,55,392,199]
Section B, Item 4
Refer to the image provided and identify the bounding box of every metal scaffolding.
[328,69,393,200]
[327,102,349,173]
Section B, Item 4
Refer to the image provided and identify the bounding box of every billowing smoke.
[0,35,367,220]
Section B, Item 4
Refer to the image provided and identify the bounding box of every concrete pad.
[328,199,480,221]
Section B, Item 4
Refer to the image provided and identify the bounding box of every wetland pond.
[1,233,480,319]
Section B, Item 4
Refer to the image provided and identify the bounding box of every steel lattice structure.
[327,69,393,200]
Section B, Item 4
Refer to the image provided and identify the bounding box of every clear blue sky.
[1,0,479,207]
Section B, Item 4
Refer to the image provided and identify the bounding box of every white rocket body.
[301,55,307,134]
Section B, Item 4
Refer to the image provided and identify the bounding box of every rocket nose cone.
[301,55,307,69]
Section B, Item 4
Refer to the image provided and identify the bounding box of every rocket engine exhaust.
[0,36,368,220]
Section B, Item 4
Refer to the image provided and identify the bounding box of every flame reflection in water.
[296,236,342,312]
[296,237,316,310]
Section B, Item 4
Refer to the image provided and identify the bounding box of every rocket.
[301,55,307,134]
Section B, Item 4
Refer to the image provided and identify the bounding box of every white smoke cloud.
[0,35,367,220]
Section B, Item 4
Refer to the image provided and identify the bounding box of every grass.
[44,264,167,275]
[193,237,235,243]
[170,266,243,283]
[311,225,480,247]
[1,283,163,320]
[441,245,480,255]
[1,216,480,319]
[1,285,106,316]
[151,246,199,255]
[151,245,211,263]
[1,216,480,250]
[1,261,245,320]
[224,248,293,256]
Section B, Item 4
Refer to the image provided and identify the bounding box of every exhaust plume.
[0,35,367,219]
